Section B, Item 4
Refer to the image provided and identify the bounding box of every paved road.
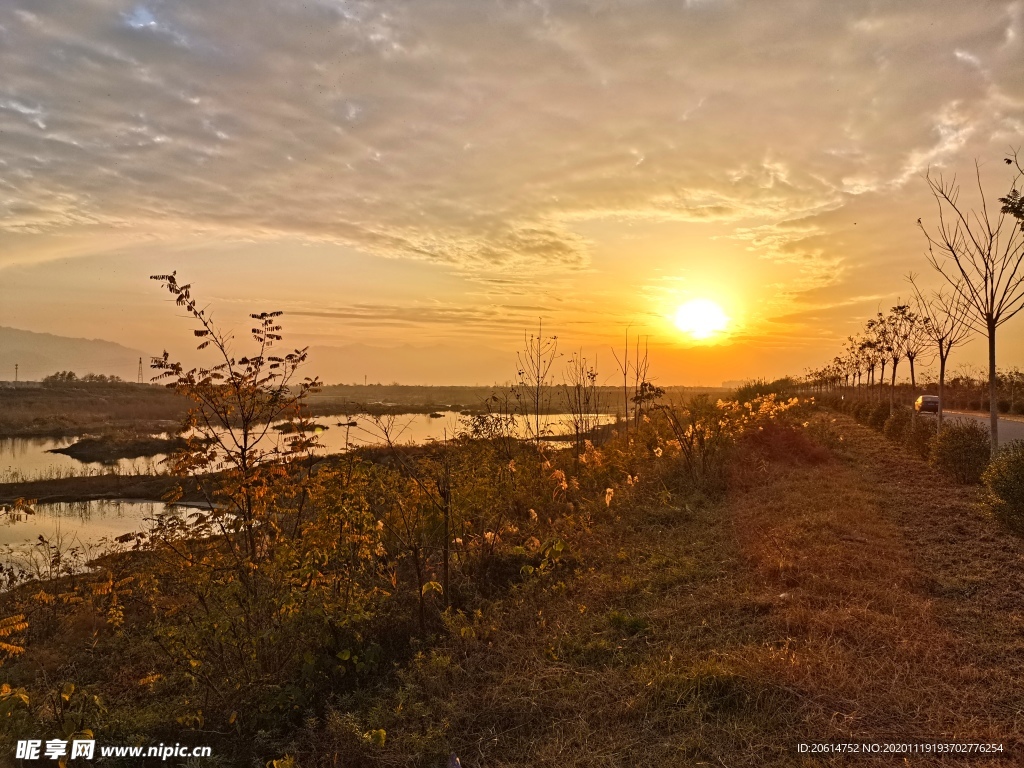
[942,411,1024,444]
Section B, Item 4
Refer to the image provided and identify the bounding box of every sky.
[1,0,1023,385]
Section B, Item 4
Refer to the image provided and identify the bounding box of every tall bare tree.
[516,319,559,447]
[920,161,1024,449]
[908,273,973,428]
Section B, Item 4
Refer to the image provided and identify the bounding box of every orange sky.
[1,0,1023,385]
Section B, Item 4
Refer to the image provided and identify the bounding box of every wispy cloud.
[0,0,1020,280]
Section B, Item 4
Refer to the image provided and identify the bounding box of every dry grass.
[0,383,187,437]
[317,414,1024,767]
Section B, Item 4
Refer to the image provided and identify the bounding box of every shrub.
[998,399,1011,414]
[982,441,1024,523]
[930,419,991,484]
[968,400,982,411]
[882,407,912,442]
[867,403,890,430]
[733,377,794,403]
[904,416,937,459]
[853,401,872,424]
[1014,401,1024,416]
[740,420,830,465]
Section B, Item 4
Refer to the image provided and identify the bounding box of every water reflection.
[1,412,615,481]
[0,499,188,560]
[0,436,162,482]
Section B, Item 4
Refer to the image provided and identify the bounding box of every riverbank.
[0,473,203,504]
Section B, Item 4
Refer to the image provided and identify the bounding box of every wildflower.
[529,509,538,521]
[508,459,516,473]
[551,469,568,491]
[484,531,497,544]
[654,447,663,457]
[802,422,810,428]
[604,488,615,507]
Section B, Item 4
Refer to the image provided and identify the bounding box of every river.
[0,411,614,568]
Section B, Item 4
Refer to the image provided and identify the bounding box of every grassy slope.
[339,414,1024,767]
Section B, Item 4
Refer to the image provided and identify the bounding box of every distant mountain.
[0,326,146,382]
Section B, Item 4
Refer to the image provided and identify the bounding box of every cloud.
[0,0,1021,280]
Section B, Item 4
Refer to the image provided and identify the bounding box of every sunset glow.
[0,1,1021,386]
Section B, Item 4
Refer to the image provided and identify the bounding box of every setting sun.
[674,298,730,340]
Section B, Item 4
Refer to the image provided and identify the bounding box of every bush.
[853,401,873,424]
[733,377,794,403]
[998,399,1011,414]
[968,400,982,411]
[1014,401,1024,416]
[867,403,890,430]
[983,441,1024,523]
[930,419,991,484]
[882,407,912,442]
[904,416,938,459]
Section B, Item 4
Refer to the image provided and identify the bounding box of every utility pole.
[137,357,143,384]
[14,364,18,382]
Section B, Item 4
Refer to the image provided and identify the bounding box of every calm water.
[0,436,162,482]
[0,500,191,569]
[1,412,613,481]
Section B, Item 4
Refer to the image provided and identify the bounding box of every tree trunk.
[938,349,947,431]
[889,359,898,413]
[988,319,998,451]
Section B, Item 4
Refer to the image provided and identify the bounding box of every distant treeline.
[309,383,731,415]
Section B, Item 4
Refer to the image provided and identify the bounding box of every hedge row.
[819,396,1024,523]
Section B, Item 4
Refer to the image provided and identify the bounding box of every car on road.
[915,395,939,413]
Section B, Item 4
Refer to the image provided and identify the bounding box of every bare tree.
[515,319,559,446]
[563,350,601,458]
[858,333,882,398]
[611,327,632,439]
[866,314,889,402]
[920,161,1024,449]
[883,304,915,412]
[898,305,928,397]
[908,273,973,428]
